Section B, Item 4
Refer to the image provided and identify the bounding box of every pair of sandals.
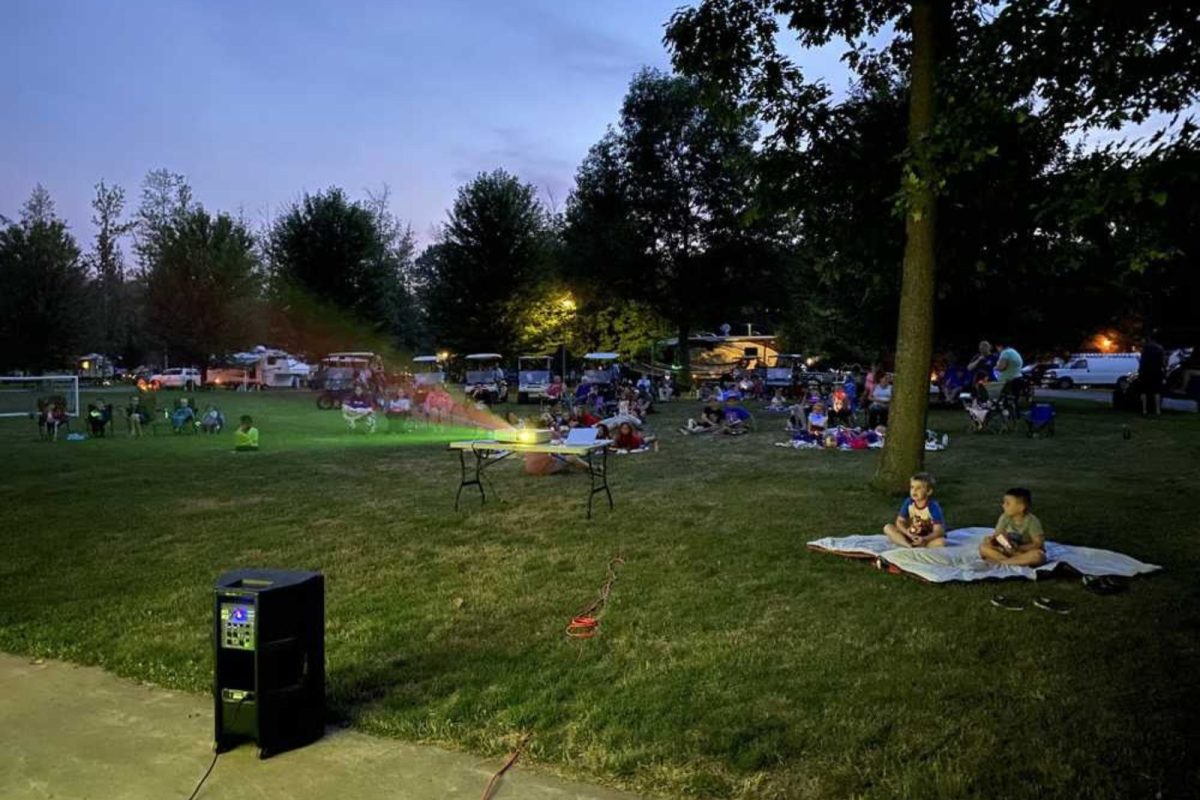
[993,574,1130,613]
[991,595,1072,614]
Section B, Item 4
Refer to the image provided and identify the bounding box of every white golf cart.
[517,354,553,403]
[765,354,804,394]
[463,353,508,405]
[313,351,384,409]
[581,352,619,386]
[412,355,446,387]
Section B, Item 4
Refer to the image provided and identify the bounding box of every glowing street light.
[559,294,576,312]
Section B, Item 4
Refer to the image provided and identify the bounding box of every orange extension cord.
[480,732,533,800]
[566,556,625,639]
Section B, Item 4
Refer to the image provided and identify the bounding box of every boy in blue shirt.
[720,396,753,435]
[884,472,946,548]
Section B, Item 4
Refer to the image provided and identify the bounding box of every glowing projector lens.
[494,428,552,444]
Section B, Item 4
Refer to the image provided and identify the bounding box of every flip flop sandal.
[991,595,1025,611]
[873,557,902,575]
[1033,597,1072,614]
[1082,575,1129,595]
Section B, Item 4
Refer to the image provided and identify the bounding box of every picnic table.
[447,439,614,519]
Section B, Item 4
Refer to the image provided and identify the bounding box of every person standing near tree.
[1138,332,1166,417]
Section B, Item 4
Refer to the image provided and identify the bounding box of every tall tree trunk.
[875,0,940,492]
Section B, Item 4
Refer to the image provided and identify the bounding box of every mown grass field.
[1,388,1198,799]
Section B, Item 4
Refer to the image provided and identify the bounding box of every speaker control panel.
[219,602,256,650]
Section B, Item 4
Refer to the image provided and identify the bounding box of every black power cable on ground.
[186,696,246,800]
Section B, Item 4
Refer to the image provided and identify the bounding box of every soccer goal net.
[0,375,81,418]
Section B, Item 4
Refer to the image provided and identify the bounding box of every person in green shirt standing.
[983,341,1023,398]
[980,487,1046,566]
[234,415,259,452]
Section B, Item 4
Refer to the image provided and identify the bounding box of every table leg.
[586,447,613,520]
[454,449,488,510]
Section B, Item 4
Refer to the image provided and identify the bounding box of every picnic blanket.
[807,527,1161,583]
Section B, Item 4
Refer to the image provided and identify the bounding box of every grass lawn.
[2,388,1198,799]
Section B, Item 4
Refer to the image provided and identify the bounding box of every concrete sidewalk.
[0,654,641,800]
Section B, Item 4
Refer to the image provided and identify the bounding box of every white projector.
[492,428,553,444]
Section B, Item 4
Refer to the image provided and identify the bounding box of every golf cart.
[765,354,804,395]
[581,353,619,386]
[412,355,446,387]
[313,352,383,409]
[517,354,553,403]
[463,353,508,405]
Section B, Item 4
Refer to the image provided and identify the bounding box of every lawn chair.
[34,395,70,441]
[127,392,162,436]
[962,392,1015,434]
[86,400,114,437]
[170,396,199,433]
[1024,402,1056,438]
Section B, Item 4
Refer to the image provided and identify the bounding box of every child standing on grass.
[884,472,947,548]
[234,415,259,452]
[980,487,1046,566]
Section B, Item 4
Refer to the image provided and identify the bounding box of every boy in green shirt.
[234,415,259,452]
[979,487,1045,566]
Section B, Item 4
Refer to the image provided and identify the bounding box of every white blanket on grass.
[807,527,1161,583]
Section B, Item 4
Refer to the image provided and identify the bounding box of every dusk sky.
[1,0,855,247]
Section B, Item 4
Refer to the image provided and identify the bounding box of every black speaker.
[213,569,324,758]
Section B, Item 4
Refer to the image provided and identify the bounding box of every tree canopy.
[420,169,554,355]
[0,186,89,372]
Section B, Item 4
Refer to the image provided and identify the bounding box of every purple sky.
[0,0,856,248]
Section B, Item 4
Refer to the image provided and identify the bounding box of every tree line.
[2,4,1196,403]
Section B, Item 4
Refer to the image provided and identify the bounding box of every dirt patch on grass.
[178,495,272,512]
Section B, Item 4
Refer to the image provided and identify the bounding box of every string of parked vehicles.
[67,345,1197,408]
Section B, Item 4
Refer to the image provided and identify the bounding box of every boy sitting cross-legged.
[979,487,1046,566]
[884,472,947,548]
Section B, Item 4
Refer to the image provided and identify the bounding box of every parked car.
[149,367,202,390]
[1020,359,1064,387]
[1042,353,1142,389]
[1112,361,1200,410]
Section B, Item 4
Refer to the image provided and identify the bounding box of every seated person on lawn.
[680,401,722,434]
[980,487,1046,566]
[199,404,225,434]
[720,395,753,434]
[171,397,196,432]
[126,393,152,436]
[234,414,259,451]
[884,472,946,548]
[342,384,377,432]
[87,400,112,437]
[40,400,69,441]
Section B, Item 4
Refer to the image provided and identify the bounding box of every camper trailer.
[76,353,115,381]
[517,355,553,403]
[209,347,311,390]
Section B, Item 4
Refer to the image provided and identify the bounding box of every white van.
[1043,353,1142,389]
